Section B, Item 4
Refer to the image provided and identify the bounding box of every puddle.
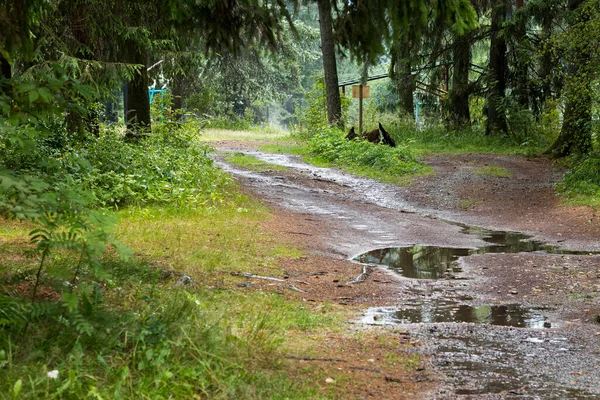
[354,226,595,279]
[361,299,551,328]
[355,245,468,279]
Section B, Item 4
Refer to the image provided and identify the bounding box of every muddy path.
[213,142,600,399]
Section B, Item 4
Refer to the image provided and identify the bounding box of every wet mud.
[214,147,600,399]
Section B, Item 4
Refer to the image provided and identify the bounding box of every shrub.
[308,128,425,179]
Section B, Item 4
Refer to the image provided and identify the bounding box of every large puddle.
[361,299,551,328]
[354,225,594,279]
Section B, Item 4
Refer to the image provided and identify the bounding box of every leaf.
[28,90,40,103]
[37,87,53,103]
[16,82,36,94]
[12,379,22,399]
[61,292,79,313]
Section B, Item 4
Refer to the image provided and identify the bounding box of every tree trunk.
[448,33,471,128]
[546,0,592,157]
[0,53,11,94]
[512,0,529,108]
[317,0,342,127]
[125,41,151,141]
[172,74,184,120]
[536,11,555,116]
[391,47,415,119]
[486,0,509,135]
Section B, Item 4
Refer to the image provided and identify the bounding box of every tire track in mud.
[214,148,600,399]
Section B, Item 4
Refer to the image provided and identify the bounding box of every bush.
[308,128,426,180]
[75,121,230,208]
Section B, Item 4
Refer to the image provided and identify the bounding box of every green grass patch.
[394,128,544,156]
[458,198,483,210]
[557,154,600,208]
[259,142,308,155]
[473,165,513,177]
[224,152,289,172]
[306,128,431,184]
[0,201,342,399]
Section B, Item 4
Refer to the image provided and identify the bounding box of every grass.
[458,198,483,210]
[0,199,343,399]
[473,165,513,177]
[224,153,289,172]
[557,154,600,208]
[393,128,545,156]
[201,128,289,142]
[259,142,308,155]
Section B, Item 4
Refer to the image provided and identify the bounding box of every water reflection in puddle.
[354,225,595,279]
[362,300,551,328]
[362,300,551,329]
[355,246,468,279]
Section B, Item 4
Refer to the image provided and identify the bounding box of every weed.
[0,201,339,399]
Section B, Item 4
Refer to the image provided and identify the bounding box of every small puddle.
[361,299,552,328]
[354,225,595,279]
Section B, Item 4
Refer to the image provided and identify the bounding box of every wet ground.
[214,144,600,399]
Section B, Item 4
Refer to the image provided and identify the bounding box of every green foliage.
[366,110,552,156]
[78,122,230,208]
[557,154,600,207]
[308,127,426,182]
[292,79,350,139]
[206,111,256,131]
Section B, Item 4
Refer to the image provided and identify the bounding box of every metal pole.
[358,85,363,134]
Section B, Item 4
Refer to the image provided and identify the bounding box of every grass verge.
[0,198,343,399]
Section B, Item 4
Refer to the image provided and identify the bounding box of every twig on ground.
[283,231,313,236]
[285,355,345,362]
[285,285,309,294]
[346,264,373,284]
[225,271,310,285]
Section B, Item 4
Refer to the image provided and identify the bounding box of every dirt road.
[215,141,600,399]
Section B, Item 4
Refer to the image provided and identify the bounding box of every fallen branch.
[285,285,309,294]
[346,264,373,284]
[229,271,310,285]
[283,231,313,236]
[285,355,345,362]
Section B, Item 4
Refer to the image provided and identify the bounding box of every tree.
[486,0,509,135]
[447,32,472,127]
[317,0,342,127]
[390,42,416,118]
[546,0,598,157]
